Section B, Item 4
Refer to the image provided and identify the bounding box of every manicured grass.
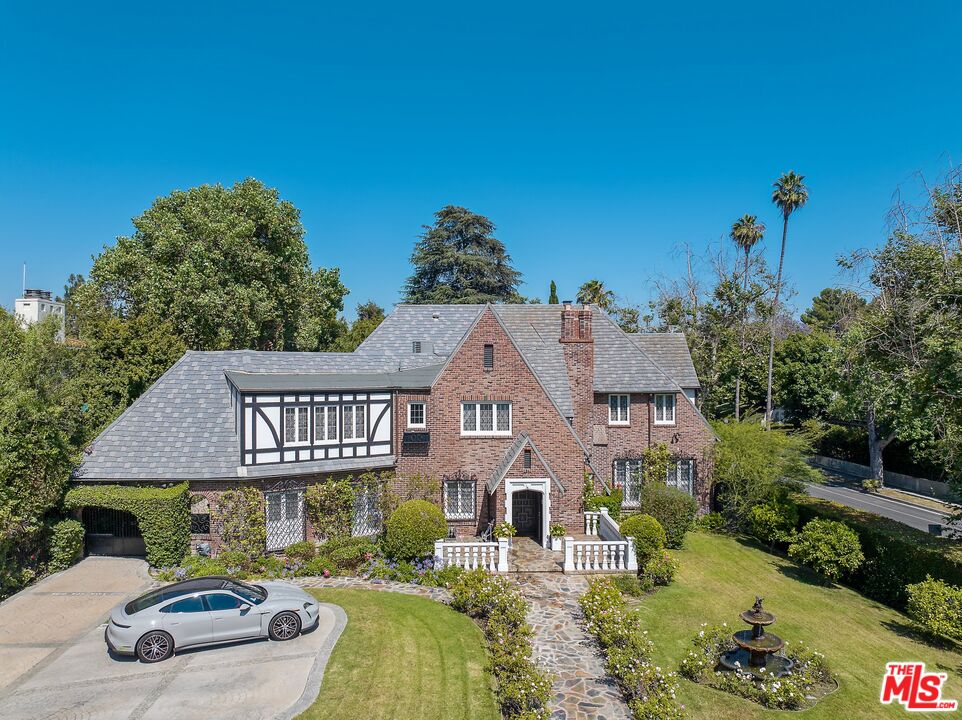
[637,531,962,719]
[301,588,499,720]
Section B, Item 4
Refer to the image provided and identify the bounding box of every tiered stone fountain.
[718,597,794,678]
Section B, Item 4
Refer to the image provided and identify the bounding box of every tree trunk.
[866,405,896,487]
[765,215,789,428]
[735,250,750,421]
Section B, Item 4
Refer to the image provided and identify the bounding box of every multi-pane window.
[444,480,476,519]
[608,394,630,424]
[342,405,366,440]
[284,406,310,444]
[313,405,338,443]
[654,394,676,424]
[667,458,695,495]
[461,402,511,435]
[408,402,426,428]
[613,459,643,507]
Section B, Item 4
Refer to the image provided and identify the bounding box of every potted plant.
[494,521,516,547]
[549,524,566,551]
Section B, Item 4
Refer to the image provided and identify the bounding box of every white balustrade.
[584,511,600,536]
[434,538,509,572]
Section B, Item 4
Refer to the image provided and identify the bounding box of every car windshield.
[225,580,267,605]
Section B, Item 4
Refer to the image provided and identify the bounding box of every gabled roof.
[626,332,700,389]
[486,432,564,494]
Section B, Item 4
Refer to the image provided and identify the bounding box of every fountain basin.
[732,629,785,653]
[719,648,795,678]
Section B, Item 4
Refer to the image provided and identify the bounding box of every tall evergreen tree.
[548,280,559,304]
[403,206,523,304]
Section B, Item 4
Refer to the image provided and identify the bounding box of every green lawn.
[301,588,499,720]
[637,531,962,719]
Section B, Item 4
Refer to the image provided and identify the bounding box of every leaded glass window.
[444,480,476,519]
[613,459,643,507]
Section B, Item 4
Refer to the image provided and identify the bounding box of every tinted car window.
[227,582,266,605]
[161,596,206,613]
[204,594,242,611]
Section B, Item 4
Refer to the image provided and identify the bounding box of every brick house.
[74,303,715,554]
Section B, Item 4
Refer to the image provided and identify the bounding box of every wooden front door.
[512,490,542,542]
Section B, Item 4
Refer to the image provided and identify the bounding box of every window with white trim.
[283,405,310,445]
[313,405,338,443]
[613,458,643,507]
[654,394,676,424]
[666,458,695,495]
[407,402,426,428]
[461,402,511,436]
[608,394,630,424]
[444,479,476,519]
[342,404,366,440]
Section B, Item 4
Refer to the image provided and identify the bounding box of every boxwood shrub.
[906,576,962,642]
[47,519,84,572]
[384,499,446,560]
[63,482,190,568]
[619,513,666,564]
[794,495,962,608]
[638,483,698,549]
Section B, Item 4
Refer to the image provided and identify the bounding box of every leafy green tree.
[614,305,641,332]
[330,301,386,352]
[403,205,523,304]
[711,418,819,525]
[730,214,765,419]
[576,279,615,310]
[0,313,81,595]
[81,178,347,351]
[801,288,866,333]
[774,330,836,423]
[548,280,559,304]
[766,172,809,427]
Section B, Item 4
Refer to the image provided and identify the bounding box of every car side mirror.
[239,603,251,612]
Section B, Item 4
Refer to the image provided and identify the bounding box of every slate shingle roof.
[79,304,701,482]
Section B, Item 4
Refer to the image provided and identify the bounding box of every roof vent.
[432,312,440,320]
[412,341,422,354]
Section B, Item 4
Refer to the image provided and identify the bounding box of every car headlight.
[303,602,311,609]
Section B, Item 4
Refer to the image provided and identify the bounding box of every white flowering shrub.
[579,578,686,719]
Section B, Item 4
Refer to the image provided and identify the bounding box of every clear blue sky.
[2,1,960,319]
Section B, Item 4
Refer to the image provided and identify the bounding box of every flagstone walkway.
[515,573,631,720]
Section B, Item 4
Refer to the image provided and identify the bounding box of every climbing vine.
[215,487,266,557]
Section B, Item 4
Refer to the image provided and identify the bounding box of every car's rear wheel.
[269,611,301,641]
[136,630,174,663]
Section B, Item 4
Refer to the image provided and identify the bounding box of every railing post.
[563,536,575,573]
[624,536,638,572]
[434,540,445,568]
[497,538,509,572]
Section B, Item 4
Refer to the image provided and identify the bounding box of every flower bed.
[579,577,686,720]
[678,623,834,710]
[450,569,553,720]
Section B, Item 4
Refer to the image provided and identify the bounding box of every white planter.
[550,536,564,551]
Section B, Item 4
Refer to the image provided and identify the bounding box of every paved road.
[806,475,953,535]
[0,557,342,720]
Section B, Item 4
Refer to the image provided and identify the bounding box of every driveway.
[0,557,343,720]
[806,474,953,535]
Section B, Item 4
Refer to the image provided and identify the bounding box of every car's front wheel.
[136,630,174,663]
[269,611,301,641]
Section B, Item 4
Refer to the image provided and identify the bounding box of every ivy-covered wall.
[64,482,190,567]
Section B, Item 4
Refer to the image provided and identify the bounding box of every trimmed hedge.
[384,500,446,560]
[619,513,666,564]
[64,483,190,568]
[47,519,84,572]
[794,495,962,608]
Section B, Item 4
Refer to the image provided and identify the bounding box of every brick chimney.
[559,301,594,443]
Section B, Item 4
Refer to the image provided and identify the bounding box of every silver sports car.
[105,576,321,662]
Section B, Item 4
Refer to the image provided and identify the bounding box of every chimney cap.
[562,300,572,308]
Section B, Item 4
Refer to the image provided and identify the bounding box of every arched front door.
[512,490,543,542]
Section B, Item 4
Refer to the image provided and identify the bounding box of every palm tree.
[576,279,615,310]
[765,171,809,428]
[730,214,765,420]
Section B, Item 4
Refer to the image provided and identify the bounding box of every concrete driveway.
[0,557,344,720]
